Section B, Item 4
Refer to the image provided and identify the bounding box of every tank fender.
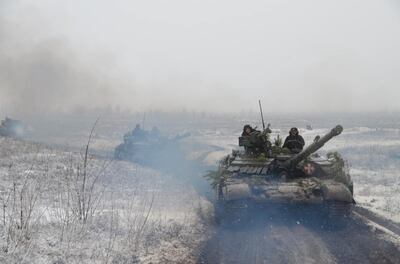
[321,182,353,203]
[222,183,251,201]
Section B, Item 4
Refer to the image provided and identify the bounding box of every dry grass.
[0,137,206,264]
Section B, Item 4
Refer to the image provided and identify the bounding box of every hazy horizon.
[1,0,400,116]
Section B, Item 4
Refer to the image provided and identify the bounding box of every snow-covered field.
[3,112,399,263]
[25,113,400,224]
[0,137,210,264]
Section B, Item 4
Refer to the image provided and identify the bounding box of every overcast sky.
[1,0,400,114]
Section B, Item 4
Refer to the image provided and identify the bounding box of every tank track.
[215,199,252,226]
[327,201,351,218]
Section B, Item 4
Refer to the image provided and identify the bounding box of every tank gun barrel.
[283,125,343,168]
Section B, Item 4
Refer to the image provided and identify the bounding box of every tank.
[0,117,26,138]
[114,124,190,169]
[210,125,354,223]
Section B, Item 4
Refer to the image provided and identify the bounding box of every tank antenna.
[258,99,266,130]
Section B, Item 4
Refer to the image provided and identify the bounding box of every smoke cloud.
[0,3,122,116]
[1,0,400,115]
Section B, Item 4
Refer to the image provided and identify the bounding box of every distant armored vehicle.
[114,124,190,168]
[0,117,26,138]
[211,125,354,223]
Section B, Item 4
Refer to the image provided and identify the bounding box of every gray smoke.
[0,3,119,117]
[1,0,400,115]
[0,42,115,116]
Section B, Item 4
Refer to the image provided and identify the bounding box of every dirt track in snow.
[198,204,400,264]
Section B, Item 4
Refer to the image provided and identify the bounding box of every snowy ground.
[23,113,400,223]
[0,137,210,264]
[6,112,399,263]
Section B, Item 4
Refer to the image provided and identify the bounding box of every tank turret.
[283,125,343,168]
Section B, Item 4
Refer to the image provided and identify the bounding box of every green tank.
[211,125,354,222]
[114,124,190,169]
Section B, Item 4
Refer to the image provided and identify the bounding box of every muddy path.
[198,205,400,264]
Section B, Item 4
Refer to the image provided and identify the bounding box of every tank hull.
[219,178,353,204]
[216,153,354,219]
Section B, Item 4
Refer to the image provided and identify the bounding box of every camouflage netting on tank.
[205,156,230,189]
[204,170,221,189]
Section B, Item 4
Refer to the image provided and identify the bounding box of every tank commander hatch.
[283,127,305,154]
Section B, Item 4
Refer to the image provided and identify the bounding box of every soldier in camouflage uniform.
[283,127,305,154]
[240,124,272,157]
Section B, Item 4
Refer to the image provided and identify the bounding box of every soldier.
[241,124,272,156]
[283,127,305,154]
[242,124,256,136]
